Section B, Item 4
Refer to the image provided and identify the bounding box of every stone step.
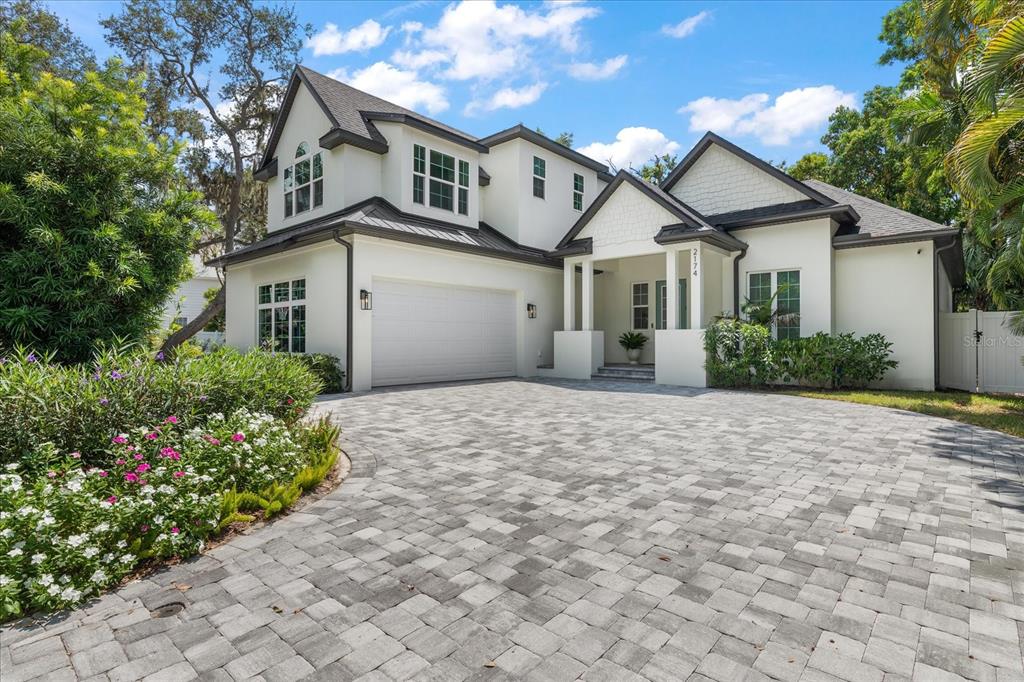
[592,365,655,382]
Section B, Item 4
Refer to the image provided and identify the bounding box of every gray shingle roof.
[209,198,555,267]
[298,66,479,147]
[802,179,952,238]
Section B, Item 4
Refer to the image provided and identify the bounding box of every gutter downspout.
[732,247,748,317]
[332,230,354,393]
[933,237,958,391]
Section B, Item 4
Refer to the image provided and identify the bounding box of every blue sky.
[49,0,903,169]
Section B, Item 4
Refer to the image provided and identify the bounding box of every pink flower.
[115,458,125,465]
[124,473,139,483]
[203,435,220,446]
[140,479,148,486]
[69,452,80,459]
[107,495,117,505]
[144,432,159,440]
[173,471,185,478]
[136,463,151,473]
[160,447,181,461]
[47,471,56,478]
[112,435,127,444]
[134,454,144,460]
[97,470,108,478]
[164,416,178,424]
[140,524,149,532]
[170,527,179,535]
[231,433,245,443]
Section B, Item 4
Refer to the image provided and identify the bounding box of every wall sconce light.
[360,289,372,310]
[526,303,537,319]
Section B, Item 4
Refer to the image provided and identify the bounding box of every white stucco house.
[211,66,965,392]
[162,255,224,346]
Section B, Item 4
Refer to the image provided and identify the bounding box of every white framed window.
[429,149,455,211]
[412,143,470,215]
[283,142,323,218]
[631,281,650,330]
[747,270,800,339]
[533,156,546,199]
[257,278,306,352]
[458,160,470,215]
[413,144,426,204]
[573,173,584,211]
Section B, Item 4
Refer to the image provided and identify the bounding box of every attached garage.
[370,279,517,387]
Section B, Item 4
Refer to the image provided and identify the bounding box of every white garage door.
[371,279,517,387]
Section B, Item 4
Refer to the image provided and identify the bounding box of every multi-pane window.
[631,282,649,330]
[776,270,800,340]
[429,150,455,211]
[257,278,306,353]
[458,160,470,215]
[747,271,800,339]
[573,173,584,211]
[413,144,426,204]
[283,142,323,218]
[533,156,546,199]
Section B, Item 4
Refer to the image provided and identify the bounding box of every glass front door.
[655,279,687,330]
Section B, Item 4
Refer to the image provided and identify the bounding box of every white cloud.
[568,54,628,81]
[576,127,681,170]
[328,62,449,115]
[394,0,600,82]
[465,82,547,115]
[662,11,710,38]
[392,49,448,70]
[307,20,392,56]
[679,85,856,145]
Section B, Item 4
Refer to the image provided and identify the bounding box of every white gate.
[939,309,1024,394]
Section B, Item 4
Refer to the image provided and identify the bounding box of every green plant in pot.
[618,331,648,365]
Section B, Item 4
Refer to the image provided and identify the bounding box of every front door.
[655,279,688,329]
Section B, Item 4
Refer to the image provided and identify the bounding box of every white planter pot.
[626,348,642,364]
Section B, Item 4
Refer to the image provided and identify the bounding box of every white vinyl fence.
[939,309,1024,394]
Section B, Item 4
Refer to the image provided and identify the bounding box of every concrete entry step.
[592,365,655,382]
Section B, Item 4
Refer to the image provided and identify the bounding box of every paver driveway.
[3,379,1024,682]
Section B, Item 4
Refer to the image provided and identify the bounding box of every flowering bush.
[0,409,335,620]
[0,345,321,465]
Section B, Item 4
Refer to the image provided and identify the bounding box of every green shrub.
[0,345,322,465]
[704,320,897,390]
[777,332,897,389]
[297,353,345,393]
[703,318,776,387]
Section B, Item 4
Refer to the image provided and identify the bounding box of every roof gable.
[661,132,833,215]
[478,125,612,180]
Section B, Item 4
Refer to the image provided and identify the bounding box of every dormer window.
[283,141,322,218]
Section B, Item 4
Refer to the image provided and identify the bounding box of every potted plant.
[618,331,648,365]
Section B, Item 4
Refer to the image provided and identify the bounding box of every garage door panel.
[372,279,516,387]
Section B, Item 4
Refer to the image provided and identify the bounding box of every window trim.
[746,269,801,339]
[573,172,584,212]
[414,144,471,215]
[412,144,426,205]
[256,277,307,353]
[533,156,546,200]
[284,144,323,219]
[630,281,651,331]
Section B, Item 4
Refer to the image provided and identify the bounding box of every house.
[210,66,965,392]
[162,254,224,347]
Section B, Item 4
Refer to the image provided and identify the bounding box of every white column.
[563,259,576,331]
[665,249,678,330]
[581,259,594,331]
[690,245,703,328]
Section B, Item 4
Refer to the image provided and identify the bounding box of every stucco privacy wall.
[224,243,348,357]
[348,236,562,391]
[577,183,681,260]
[733,218,835,335]
[835,240,936,390]
[669,144,808,215]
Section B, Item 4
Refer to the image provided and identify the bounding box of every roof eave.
[479,124,609,174]
[832,227,960,249]
[363,112,488,153]
[654,226,747,252]
[320,127,389,154]
[722,204,861,231]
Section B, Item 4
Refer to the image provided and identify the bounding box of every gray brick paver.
[3,380,1023,681]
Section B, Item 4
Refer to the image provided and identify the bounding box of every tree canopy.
[0,32,214,361]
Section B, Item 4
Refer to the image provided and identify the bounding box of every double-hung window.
[257,279,306,353]
[283,142,323,218]
[533,156,546,199]
[429,150,455,211]
[572,173,584,211]
[631,282,649,330]
[747,270,800,339]
[412,144,426,204]
[458,160,470,215]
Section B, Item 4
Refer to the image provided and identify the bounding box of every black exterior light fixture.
[527,303,537,319]
[360,289,372,310]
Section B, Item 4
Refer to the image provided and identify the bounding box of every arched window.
[283,143,323,217]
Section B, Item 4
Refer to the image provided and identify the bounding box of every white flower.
[30,553,45,564]
[8,548,22,557]
[39,574,53,586]
[5,463,18,470]
[65,479,83,492]
[95,523,109,533]
[89,570,107,583]
[67,534,87,548]
[60,586,81,602]
[0,528,12,539]
[119,554,134,564]
[83,547,99,558]
[0,575,10,586]
[47,584,59,596]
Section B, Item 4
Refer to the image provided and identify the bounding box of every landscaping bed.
[0,346,341,621]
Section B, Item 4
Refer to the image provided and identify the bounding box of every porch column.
[581,259,595,331]
[563,259,576,331]
[690,245,703,328]
[665,248,678,330]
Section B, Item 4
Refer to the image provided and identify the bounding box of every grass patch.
[775,388,1024,439]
